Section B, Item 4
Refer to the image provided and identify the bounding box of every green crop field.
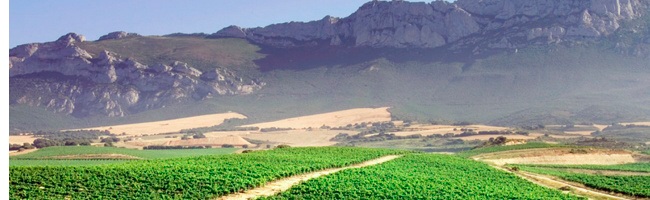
[456,142,566,157]
[10,147,405,199]
[9,160,131,167]
[517,165,650,197]
[263,154,583,200]
[10,146,238,160]
[513,163,650,173]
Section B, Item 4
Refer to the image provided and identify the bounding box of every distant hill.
[9,0,650,131]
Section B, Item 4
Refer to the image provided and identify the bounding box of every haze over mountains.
[9,0,650,131]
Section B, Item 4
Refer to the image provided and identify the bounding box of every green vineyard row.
[263,154,583,200]
[10,147,406,199]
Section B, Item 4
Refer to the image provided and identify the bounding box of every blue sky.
[9,0,450,47]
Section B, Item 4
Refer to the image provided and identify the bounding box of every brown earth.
[392,124,509,137]
[9,149,38,156]
[456,134,542,141]
[620,121,650,126]
[204,130,358,147]
[9,135,38,144]
[164,135,252,147]
[474,148,640,166]
[71,112,247,136]
[241,107,391,129]
[483,159,636,200]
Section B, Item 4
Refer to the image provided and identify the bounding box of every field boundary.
[216,155,402,200]
[488,164,634,200]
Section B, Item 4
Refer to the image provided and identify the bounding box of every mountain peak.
[213,0,647,49]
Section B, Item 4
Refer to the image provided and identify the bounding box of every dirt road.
[216,155,402,200]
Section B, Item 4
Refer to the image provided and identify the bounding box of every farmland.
[241,107,391,129]
[71,112,247,136]
[456,142,566,158]
[9,147,405,199]
[515,165,650,197]
[263,154,582,199]
[514,163,650,173]
[10,146,238,160]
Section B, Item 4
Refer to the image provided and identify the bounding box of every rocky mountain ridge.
[10,33,263,117]
[8,0,650,123]
[214,0,647,50]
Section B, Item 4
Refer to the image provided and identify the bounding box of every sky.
[9,0,447,48]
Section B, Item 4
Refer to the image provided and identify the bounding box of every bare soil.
[474,148,639,166]
[9,135,38,144]
[9,149,38,156]
[621,121,650,126]
[71,112,247,136]
[241,107,391,129]
[216,155,401,200]
[392,124,509,137]
[164,135,252,147]
[204,130,358,147]
[483,159,636,200]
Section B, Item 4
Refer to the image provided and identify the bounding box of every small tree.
[104,141,114,147]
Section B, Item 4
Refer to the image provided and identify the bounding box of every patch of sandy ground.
[9,135,38,144]
[457,133,543,141]
[216,155,402,200]
[592,124,608,131]
[563,131,594,136]
[484,159,637,199]
[620,121,650,126]
[72,112,247,136]
[9,149,38,156]
[392,124,509,137]
[486,154,637,166]
[164,135,252,146]
[504,168,631,200]
[474,148,640,166]
[204,130,358,147]
[242,107,391,129]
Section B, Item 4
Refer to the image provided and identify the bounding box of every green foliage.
[10,160,130,167]
[9,147,405,199]
[10,146,237,160]
[512,163,650,173]
[79,37,263,73]
[263,154,582,199]
[517,166,650,197]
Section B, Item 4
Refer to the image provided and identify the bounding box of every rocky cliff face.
[9,33,264,117]
[214,0,647,50]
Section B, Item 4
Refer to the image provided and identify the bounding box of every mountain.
[9,0,650,131]
[214,0,646,50]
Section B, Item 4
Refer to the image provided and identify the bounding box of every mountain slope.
[8,0,650,131]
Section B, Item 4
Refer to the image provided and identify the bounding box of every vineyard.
[262,154,583,199]
[10,147,406,199]
[513,163,650,173]
[10,146,238,160]
[516,165,650,197]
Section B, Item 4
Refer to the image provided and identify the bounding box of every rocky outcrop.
[9,33,264,117]
[97,31,140,41]
[213,0,647,49]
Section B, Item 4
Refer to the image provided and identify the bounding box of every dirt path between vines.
[216,155,402,200]
[491,165,633,200]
